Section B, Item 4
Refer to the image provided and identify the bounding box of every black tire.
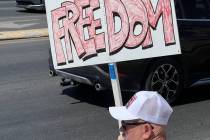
[144,58,183,104]
[48,49,57,77]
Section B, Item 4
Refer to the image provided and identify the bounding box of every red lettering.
[142,0,175,45]
[86,0,106,52]
[50,0,177,64]
[51,3,86,65]
[142,29,153,48]
[62,2,85,61]
[75,0,97,60]
[51,7,66,65]
[121,0,149,48]
[104,0,129,54]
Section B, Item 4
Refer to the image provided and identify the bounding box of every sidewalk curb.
[0,28,49,41]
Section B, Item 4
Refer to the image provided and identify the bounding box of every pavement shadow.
[61,85,135,108]
[62,84,210,107]
[175,85,210,106]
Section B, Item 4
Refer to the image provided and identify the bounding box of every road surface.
[0,0,47,32]
[0,38,210,139]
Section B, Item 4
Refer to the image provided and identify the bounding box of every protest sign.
[46,0,181,69]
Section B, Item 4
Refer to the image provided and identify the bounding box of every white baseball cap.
[109,91,173,125]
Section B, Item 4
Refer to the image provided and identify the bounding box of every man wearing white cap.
[109,91,173,140]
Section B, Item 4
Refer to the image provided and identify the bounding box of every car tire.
[144,58,183,104]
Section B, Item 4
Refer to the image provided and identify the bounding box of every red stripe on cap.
[126,95,137,109]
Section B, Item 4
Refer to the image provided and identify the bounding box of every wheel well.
[140,55,189,89]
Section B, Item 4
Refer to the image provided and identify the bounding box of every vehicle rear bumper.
[54,66,142,92]
[56,69,94,86]
[55,66,111,89]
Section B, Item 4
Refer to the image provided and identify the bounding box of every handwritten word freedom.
[51,0,175,65]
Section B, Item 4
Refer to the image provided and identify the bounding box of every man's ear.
[142,124,153,139]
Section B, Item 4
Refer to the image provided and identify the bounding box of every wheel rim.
[150,64,179,102]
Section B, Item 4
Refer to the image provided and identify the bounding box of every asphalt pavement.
[0,39,210,140]
[0,38,210,140]
[0,0,48,40]
[0,0,47,31]
[0,38,117,140]
[0,1,210,140]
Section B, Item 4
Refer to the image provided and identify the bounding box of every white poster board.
[45,0,181,69]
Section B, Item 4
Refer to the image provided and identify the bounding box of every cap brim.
[109,106,139,121]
